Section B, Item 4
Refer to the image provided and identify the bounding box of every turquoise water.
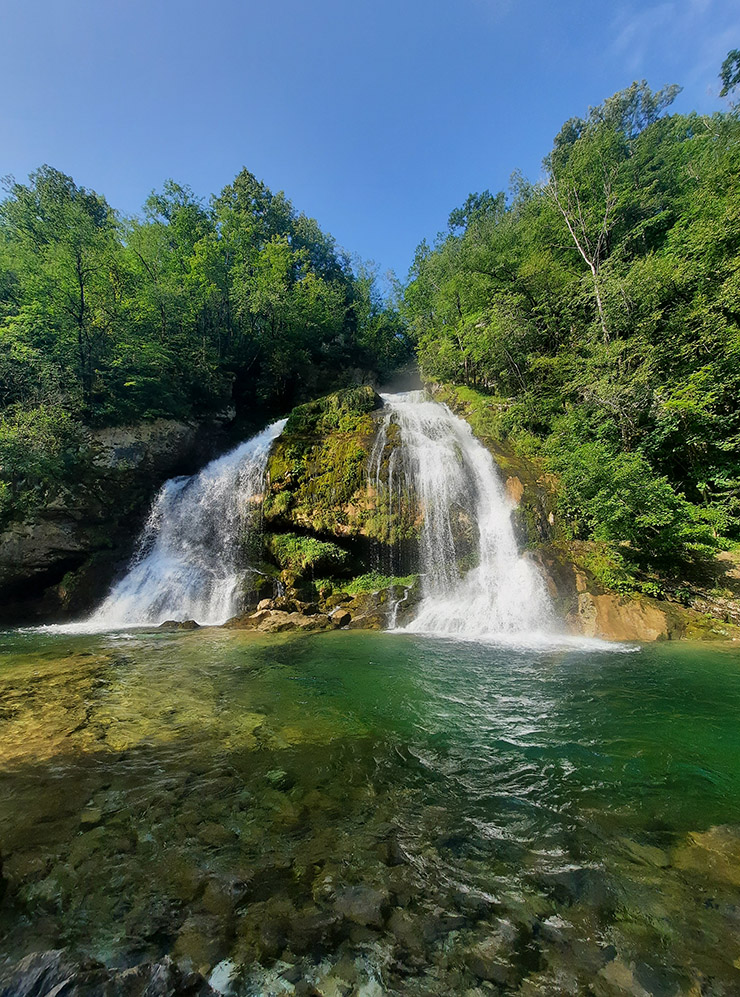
[1,628,739,994]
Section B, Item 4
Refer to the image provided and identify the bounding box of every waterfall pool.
[1,627,739,994]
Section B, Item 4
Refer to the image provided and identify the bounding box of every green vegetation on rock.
[313,571,418,597]
[264,533,348,576]
[265,386,382,536]
[282,385,381,436]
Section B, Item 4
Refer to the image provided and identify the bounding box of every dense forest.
[0,168,410,525]
[404,74,740,589]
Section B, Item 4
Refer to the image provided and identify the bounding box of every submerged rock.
[265,769,293,791]
[462,921,518,985]
[78,807,103,829]
[334,885,389,928]
[288,905,342,953]
[0,950,217,997]
[672,825,740,888]
[617,837,670,869]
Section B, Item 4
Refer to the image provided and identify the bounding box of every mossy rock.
[283,384,381,435]
[264,533,348,579]
[265,386,387,538]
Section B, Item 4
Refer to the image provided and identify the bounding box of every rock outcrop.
[223,600,349,633]
[531,546,740,642]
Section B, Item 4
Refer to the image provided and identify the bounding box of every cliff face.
[0,418,231,624]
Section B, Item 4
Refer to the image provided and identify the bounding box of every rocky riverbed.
[1,628,740,995]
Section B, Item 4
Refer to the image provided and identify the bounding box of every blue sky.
[2,0,738,280]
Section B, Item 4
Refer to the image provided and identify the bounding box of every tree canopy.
[0,166,411,523]
[403,71,740,581]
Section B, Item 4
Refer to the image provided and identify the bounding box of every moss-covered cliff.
[264,386,382,537]
[241,386,421,626]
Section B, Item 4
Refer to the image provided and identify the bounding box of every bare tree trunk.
[550,180,613,344]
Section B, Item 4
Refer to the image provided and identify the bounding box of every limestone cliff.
[0,418,232,624]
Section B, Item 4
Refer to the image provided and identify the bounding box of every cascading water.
[83,419,286,629]
[372,391,552,641]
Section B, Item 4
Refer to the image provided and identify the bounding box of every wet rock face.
[0,418,231,626]
[334,885,389,928]
[0,950,217,997]
[329,607,352,628]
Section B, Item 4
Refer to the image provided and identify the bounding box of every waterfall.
[83,419,286,629]
[372,391,552,641]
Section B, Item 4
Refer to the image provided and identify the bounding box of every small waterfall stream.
[372,391,553,640]
[64,394,552,638]
[84,419,286,629]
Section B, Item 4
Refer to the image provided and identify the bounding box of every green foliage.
[264,533,347,575]
[343,571,418,594]
[0,405,93,524]
[719,48,740,99]
[403,77,740,577]
[0,166,409,526]
[311,571,418,597]
[547,436,720,569]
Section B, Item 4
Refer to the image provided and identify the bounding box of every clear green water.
[1,628,740,995]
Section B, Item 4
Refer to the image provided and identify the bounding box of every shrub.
[264,532,348,575]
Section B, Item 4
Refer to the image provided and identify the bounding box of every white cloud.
[609,0,740,102]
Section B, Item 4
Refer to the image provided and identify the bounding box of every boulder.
[462,921,518,984]
[330,608,352,627]
[288,905,341,953]
[334,885,389,927]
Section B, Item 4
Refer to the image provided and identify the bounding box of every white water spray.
[373,392,553,641]
[79,419,286,629]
